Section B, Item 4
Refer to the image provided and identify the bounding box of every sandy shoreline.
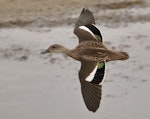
[0,0,149,28]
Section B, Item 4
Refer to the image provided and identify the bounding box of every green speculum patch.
[98,62,105,69]
[95,34,102,42]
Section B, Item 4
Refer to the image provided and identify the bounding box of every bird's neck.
[60,46,79,61]
[66,50,79,61]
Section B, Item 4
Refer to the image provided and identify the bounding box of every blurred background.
[0,0,149,28]
[0,0,150,119]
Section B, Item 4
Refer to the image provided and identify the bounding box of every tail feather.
[81,81,102,112]
[107,50,129,61]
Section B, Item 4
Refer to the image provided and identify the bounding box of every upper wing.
[74,8,97,42]
[74,8,103,43]
[79,60,102,112]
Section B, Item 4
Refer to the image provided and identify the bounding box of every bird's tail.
[106,50,129,61]
[81,81,102,112]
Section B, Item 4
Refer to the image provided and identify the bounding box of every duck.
[41,8,129,112]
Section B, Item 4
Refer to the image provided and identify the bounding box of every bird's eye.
[51,45,57,48]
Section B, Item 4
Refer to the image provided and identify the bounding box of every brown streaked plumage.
[41,8,129,112]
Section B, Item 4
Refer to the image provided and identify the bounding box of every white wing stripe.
[79,26,96,39]
[85,64,98,82]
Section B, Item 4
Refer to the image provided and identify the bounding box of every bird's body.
[41,8,129,112]
[50,41,128,62]
[65,41,107,61]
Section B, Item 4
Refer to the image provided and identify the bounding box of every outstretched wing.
[74,8,103,43]
[79,60,102,112]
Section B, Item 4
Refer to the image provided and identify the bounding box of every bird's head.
[41,44,68,54]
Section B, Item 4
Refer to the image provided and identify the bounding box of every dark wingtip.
[81,82,101,113]
[82,8,85,11]
[81,8,92,16]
